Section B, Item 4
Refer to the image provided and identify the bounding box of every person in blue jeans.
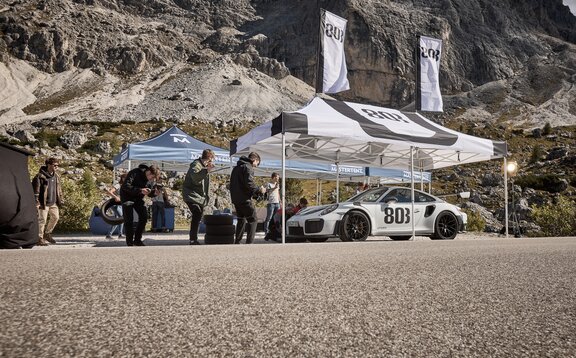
[104,174,126,239]
[106,205,124,239]
[263,172,280,238]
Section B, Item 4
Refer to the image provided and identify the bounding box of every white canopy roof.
[231,97,507,170]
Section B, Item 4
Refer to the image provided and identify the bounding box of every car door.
[375,188,425,234]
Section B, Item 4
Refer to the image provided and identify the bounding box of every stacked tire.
[203,214,235,244]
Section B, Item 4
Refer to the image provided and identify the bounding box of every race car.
[286,186,467,242]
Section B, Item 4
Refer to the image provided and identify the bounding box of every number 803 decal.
[383,207,410,224]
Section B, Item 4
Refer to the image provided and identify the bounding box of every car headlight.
[320,204,339,215]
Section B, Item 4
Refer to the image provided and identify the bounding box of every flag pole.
[315,2,324,94]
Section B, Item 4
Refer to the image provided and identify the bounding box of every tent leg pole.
[316,178,320,206]
[336,162,340,203]
[282,132,286,245]
[411,146,416,241]
[319,181,322,205]
[504,157,509,239]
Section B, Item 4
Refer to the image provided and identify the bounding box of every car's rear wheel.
[340,211,370,241]
[431,211,458,240]
[389,236,411,241]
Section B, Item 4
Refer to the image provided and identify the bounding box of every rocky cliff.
[1,0,574,126]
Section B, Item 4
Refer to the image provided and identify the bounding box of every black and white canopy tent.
[231,97,507,168]
[231,96,508,242]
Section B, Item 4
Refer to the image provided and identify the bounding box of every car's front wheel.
[340,211,370,241]
[431,211,458,240]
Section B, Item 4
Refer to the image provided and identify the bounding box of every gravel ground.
[1,234,575,357]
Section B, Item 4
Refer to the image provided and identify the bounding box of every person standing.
[263,172,280,239]
[230,152,265,244]
[104,173,126,240]
[32,157,63,246]
[182,149,215,245]
[120,164,160,246]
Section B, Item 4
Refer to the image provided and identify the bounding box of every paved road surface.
[1,234,575,357]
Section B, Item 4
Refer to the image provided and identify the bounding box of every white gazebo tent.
[231,97,508,243]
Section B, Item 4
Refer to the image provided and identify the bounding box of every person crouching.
[120,164,160,246]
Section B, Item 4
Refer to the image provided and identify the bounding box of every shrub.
[57,170,100,232]
[531,196,576,237]
[542,122,552,135]
[463,209,486,232]
[285,178,304,204]
[529,145,543,164]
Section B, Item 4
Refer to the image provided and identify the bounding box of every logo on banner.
[171,134,190,144]
[420,47,440,61]
[325,23,344,42]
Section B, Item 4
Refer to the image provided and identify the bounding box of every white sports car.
[286,186,467,242]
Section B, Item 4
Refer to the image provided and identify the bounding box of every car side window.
[382,189,411,203]
[415,191,435,202]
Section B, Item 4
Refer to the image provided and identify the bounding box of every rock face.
[0,0,574,126]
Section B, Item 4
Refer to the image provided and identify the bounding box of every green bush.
[463,209,486,232]
[57,170,100,232]
[529,145,543,164]
[531,196,576,237]
[542,122,552,135]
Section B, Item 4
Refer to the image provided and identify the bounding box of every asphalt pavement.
[1,234,575,357]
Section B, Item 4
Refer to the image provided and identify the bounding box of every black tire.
[204,234,234,245]
[431,211,459,240]
[100,198,124,225]
[339,211,370,241]
[203,214,233,226]
[307,237,329,243]
[389,236,411,241]
[205,224,235,236]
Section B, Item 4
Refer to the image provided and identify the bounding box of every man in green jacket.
[182,149,215,245]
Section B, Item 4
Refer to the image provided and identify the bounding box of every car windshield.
[346,187,389,203]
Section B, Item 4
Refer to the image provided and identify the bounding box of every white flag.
[321,10,349,94]
[418,36,443,112]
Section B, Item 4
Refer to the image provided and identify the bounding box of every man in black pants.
[230,152,266,244]
[120,164,160,246]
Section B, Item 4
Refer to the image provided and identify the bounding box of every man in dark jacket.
[120,164,160,246]
[230,152,265,244]
[182,149,215,245]
[32,157,63,246]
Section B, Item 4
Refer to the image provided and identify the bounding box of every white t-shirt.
[266,182,280,204]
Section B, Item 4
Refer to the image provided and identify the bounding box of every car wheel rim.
[438,214,457,238]
[346,214,368,240]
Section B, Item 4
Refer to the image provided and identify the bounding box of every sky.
[563,0,576,15]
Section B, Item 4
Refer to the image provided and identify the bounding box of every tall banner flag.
[416,36,443,112]
[318,9,350,94]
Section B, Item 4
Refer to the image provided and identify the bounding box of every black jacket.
[230,156,260,205]
[120,165,154,203]
[32,166,63,209]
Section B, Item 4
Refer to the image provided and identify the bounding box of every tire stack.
[203,214,235,244]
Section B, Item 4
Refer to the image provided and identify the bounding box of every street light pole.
[505,159,519,239]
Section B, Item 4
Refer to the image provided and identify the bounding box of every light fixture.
[506,161,518,177]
